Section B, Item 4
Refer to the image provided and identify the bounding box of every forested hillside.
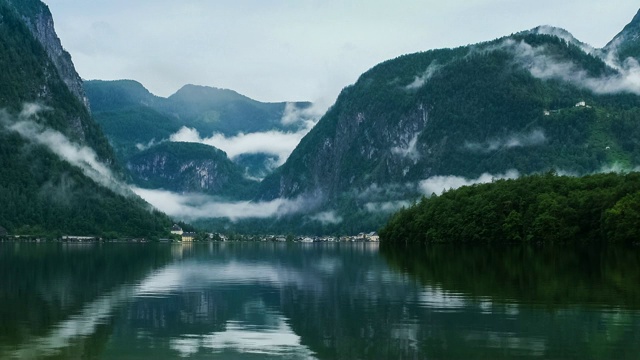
[379,172,640,244]
[0,0,172,238]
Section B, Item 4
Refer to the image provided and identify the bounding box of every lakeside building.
[182,232,197,242]
[171,224,184,236]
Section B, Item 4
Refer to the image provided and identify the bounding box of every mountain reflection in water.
[1,242,639,359]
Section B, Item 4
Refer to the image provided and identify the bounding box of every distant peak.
[602,8,640,58]
[618,8,640,35]
[522,26,595,55]
[173,84,233,96]
[169,84,251,103]
[631,8,640,25]
[531,25,573,39]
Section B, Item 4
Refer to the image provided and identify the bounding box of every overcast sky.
[44,0,639,106]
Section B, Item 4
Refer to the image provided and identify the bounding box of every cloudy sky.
[45,0,638,106]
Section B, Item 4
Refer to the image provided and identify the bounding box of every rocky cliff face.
[127,142,259,199]
[260,98,429,201]
[129,155,229,192]
[6,0,90,141]
[15,0,90,110]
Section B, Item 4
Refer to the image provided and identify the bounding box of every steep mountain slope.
[0,0,172,237]
[603,9,640,62]
[0,0,113,160]
[245,11,640,233]
[127,142,258,199]
[11,0,90,110]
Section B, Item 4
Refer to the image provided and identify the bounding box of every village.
[169,224,380,243]
[0,223,380,243]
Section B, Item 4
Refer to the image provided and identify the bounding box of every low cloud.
[169,102,325,171]
[357,183,416,214]
[501,38,640,96]
[364,200,411,213]
[280,102,324,126]
[131,187,323,221]
[464,129,546,152]
[419,170,520,196]
[391,132,420,161]
[405,62,441,90]
[169,121,315,166]
[135,138,162,151]
[0,103,129,195]
[356,182,417,201]
[308,211,343,225]
[531,26,596,55]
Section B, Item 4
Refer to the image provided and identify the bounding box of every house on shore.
[171,224,184,236]
[62,235,99,241]
[367,232,380,242]
[182,232,197,242]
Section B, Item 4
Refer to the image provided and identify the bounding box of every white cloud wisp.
[464,129,546,152]
[169,103,323,166]
[503,38,640,96]
[419,170,520,196]
[0,104,129,196]
[131,187,323,221]
[308,211,343,225]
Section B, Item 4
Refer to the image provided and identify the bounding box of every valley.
[1,0,640,239]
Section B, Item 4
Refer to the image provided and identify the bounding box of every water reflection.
[0,243,174,359]
[1,242,639,359]
[168,301,315,358]
[381,243,640,307]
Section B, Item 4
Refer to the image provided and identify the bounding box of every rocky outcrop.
[126,142,259,199]
[14,0,90,111]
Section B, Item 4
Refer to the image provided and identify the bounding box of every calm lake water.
[0,242,639,359]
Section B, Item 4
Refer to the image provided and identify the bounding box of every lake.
[0,241,639,359]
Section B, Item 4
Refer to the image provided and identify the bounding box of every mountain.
[84,79,164,113]
[85,80,314,184]
[84,80,314,138]
[240,11,640,234]
[603,9,640,62]
[0,0,172,238]
[127,142,258,199]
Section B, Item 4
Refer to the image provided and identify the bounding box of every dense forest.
[379,172,640,244]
